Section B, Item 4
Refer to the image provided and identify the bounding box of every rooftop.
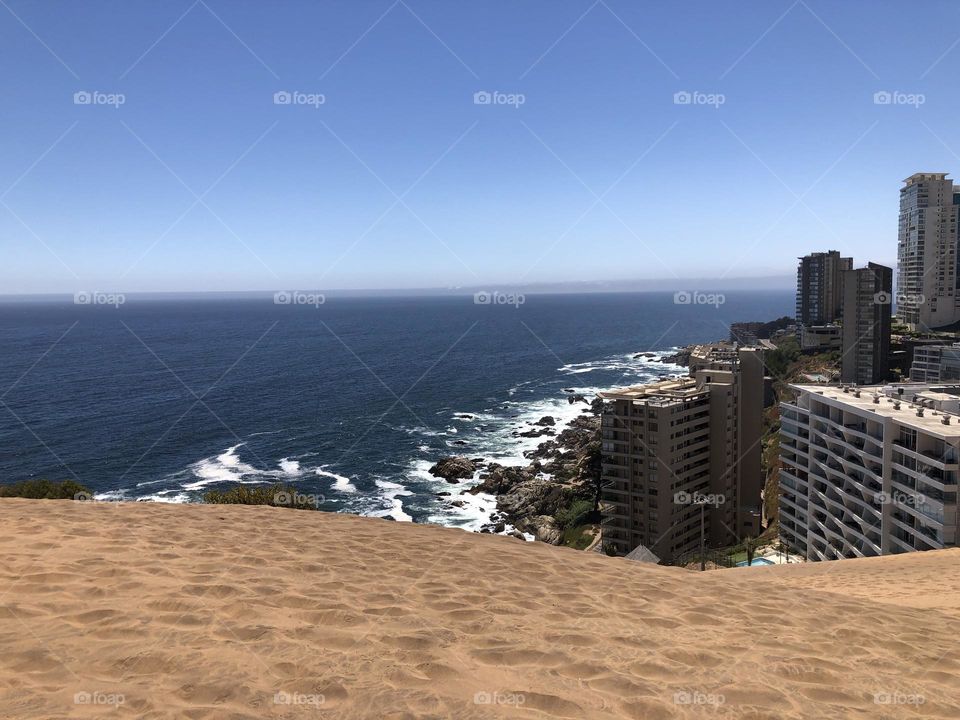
[790,383,960,436]
[599,377,705,403]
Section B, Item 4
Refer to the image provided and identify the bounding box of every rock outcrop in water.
[428,456,477,483]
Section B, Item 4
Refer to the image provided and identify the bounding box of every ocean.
[0,290,792,529]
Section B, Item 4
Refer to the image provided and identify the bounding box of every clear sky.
[1,0,959,294]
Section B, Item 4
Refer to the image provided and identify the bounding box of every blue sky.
[1,0,959,293]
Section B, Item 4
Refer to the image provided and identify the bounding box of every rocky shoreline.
[429,397,604,545]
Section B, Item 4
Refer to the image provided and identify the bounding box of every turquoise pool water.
[736,557,776,567]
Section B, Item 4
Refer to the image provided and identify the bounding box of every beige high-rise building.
[599,347,764,561]
[896,173,960,330]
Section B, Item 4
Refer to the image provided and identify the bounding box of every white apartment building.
[896,173,960,330]
[780,384,958,562]
[910,343,960,383]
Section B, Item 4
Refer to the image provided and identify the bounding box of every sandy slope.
[0,499,957,719]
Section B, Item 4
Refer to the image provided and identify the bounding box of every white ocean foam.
[372,479,413,522]
[137,491,191,504]
[316,465,357,493]
[182,443,264,490]
[278,458,301,475]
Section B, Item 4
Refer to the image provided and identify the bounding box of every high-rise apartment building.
[780,383,958,562]
[840,262,892,385]
[910,343,960,383]
[599,347,764,561]
[896,173,960,330]
[796,251,852,327]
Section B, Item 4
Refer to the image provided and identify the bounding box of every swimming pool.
[736,557,776,567]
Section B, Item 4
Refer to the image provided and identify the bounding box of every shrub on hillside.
[555,498,595,530]
[203,483,321,510]
[0,479,92,500]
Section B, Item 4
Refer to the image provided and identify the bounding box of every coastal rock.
[526,515,562,545]
[515,427,555,438]
[428,456,477,482]
[499,479,564,520]
[535,415,556,426]
[567,394,587,404]
[466,463,532,496]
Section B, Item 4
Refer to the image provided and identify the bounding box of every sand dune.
[0,498,958,719]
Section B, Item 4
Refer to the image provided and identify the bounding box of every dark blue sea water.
[0,291,791,529]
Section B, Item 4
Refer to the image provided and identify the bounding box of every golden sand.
[0,498,958,719]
